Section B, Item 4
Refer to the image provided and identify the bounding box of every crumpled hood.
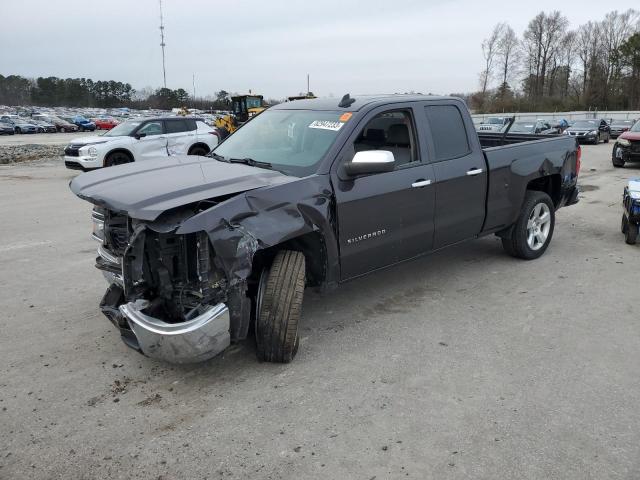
[69,155,295,221]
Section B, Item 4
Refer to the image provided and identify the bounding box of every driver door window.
[138,121,163,136]
[353,110,418,167]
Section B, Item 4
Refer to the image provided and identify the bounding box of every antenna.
[159,0,167,88]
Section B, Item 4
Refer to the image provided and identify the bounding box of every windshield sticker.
[309,120,344,131]
[339,112,353,122]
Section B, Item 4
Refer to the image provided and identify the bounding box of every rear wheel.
[604,133,609,143]
[502,191,555,260]
[625,221,638,245]
[104,151,132,167]
[255,250,305,363]
[621,214,628,234]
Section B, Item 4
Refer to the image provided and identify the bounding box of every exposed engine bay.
[94,207,234,363]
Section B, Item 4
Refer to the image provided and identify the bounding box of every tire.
[604,133,609,143]
[621,214,628,234]
[613,156,625,167]
[501,191,555,260]
[96,125,101,130]
[15,128,21,134]
[188,145,209,156]
[594,133,599,145]
[60,127,66,133]
[104,151,132,167]
[625,222,638,245]
[255,250,305,363]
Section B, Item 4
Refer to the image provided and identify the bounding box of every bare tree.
[480,23,506,100]
[522,11,569,101]
[577,21,601,99]
[599,9,639,105]
[496,24,519,94]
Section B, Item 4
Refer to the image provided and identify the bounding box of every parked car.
[0,120,15,135]
[477,116,511,132]
[34,115,79,133]
[64,117,218,170]
[0,116,38,134]
[612,119,640,168]
[62,115,96,132]
[69,94,580,364]
[564,119,610,144]
[609,120,636,139]
[621,178,640,245]
[28,118,57,133]
[508,120,558,135]
[92,117,119,130]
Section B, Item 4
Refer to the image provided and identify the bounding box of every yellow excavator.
[214,94,266,140]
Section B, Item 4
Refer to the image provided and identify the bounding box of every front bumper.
[119,300,230,364]
[64,155,102,170]
[95,237,231,364]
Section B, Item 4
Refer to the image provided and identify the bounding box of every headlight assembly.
[617,138,630,146]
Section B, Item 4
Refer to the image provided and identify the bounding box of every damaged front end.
[93,208,231,363]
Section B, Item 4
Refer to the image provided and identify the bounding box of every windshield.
[75,116,89,123]
[631,121,640,133]
[572,120,597,128]
[487,118,504,124]
[212,109,345,177]
[102,120,142,137]
[612,120,634,126]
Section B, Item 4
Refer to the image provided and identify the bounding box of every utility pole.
[192,73,196,108]
[159,0,167,88]
[307,74,310,95]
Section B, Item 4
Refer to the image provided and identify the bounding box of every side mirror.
[135,132,147,139]
[344,150,395,176]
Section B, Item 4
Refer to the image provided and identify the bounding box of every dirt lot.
[0,144,638,479]
[0,131,101,147]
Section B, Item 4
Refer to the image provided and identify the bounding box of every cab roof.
[271,94,458,111]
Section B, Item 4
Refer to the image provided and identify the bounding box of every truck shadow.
[162,235,510,382]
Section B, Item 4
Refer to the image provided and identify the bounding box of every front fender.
[176,175,339,286]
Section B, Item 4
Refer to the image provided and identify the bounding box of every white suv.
[64,117,219,170]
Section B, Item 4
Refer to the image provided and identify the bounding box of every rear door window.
[425,105,470,161]
[165,119,188,134]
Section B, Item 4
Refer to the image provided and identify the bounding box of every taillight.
[576,145,581,175]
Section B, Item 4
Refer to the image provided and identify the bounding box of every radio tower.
[159,0,167,88]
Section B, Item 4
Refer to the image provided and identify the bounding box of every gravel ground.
[0,131,102,164]
[0,143,639,479]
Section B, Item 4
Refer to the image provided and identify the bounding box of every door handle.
[466,168,484,176]
[411,179,432,188]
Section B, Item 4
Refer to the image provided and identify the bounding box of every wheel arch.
[251,230,328,288]
[188,142,211,155]
[526,174,562,207]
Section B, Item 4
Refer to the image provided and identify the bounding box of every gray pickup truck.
[70,94,580,364]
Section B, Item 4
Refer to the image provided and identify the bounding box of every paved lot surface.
[1,144,639,479]
[0,131,101,146]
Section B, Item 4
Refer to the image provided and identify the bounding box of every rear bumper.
[119,301,231,364]
[565,185,580,206]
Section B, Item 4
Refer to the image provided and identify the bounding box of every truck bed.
[477,132,579,233]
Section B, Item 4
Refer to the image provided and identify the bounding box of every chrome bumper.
[119,300,230,364]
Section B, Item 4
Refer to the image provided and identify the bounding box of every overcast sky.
[1,0,637,99]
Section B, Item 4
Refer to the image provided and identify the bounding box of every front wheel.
[188,145,209,156]
[502,191,555,260]
[255,250,305,363]
[104,151,132,167]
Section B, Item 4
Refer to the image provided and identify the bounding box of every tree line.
[0,74,236,110]
[473,9,640,113]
